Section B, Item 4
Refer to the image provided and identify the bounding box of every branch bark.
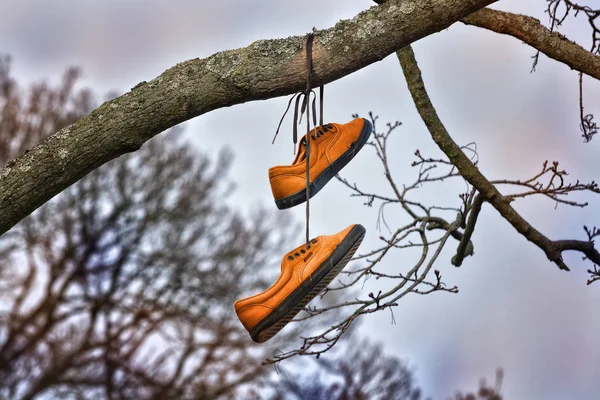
[397,45,600,271]
[375,0,600,80]
[462,8,600,80]
[0,0,497,236]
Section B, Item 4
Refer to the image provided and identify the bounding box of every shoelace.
[273,33,324,249]
[308,124,334,141]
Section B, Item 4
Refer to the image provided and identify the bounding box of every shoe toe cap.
[234,302,274,332]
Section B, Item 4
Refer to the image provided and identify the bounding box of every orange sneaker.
[269,118,372,210]
[234,224,366,343]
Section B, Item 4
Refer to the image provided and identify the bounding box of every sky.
[1,0,600,398]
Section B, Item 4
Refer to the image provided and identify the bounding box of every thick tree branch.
[0,0,497,236]
[378,0,600,80]
[397,45,600,271]
[462,8,600,80]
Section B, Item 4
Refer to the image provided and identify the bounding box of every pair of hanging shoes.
[234,118,372,343]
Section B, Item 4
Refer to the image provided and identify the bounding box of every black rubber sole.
[250,224,366,343]
[275,119,373,210]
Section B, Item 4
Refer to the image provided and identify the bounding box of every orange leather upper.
[268,118,366,200]
[234,224,356,332]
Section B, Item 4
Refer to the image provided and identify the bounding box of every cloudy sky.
[2,1,599,398]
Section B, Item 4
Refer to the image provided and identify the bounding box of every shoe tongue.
[292,135,308,164]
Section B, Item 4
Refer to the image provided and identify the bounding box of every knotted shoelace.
[273,33,324,249]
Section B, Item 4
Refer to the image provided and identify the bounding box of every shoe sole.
[250,224,366,343]
[274,119,373,210]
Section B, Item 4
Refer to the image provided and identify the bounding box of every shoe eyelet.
[294,252,300,257]
[287,256,294,261]
[311,238,317,244]
[300,249,306,254]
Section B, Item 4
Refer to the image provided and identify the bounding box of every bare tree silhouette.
[258,336,503,400]
[267,337,423,400]
[0,57,301,400]
[452,369,504,400]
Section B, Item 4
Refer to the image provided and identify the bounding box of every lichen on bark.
[0,0,499,236]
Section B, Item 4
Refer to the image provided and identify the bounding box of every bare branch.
[397,44,600,273]
[546,0,600,54]
[462,8,600,81]
[452,193,484,267]
[462,7,600,141]
[265,203,463,364]
[579,71,598,142]
[491,160,600,207]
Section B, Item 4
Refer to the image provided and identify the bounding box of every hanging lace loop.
[272,34,325,150]
[273,88,320,154]
[273,94,298,145]
[272,32,325,248]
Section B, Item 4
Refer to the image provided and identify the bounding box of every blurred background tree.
[266,338,423,400]
[0,56,301,399]
[0,55,504,400]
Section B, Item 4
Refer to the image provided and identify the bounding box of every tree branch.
[452,193,483,267]
[0,0,497,236]
[397,45,600,272]
[462,8,600,80]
